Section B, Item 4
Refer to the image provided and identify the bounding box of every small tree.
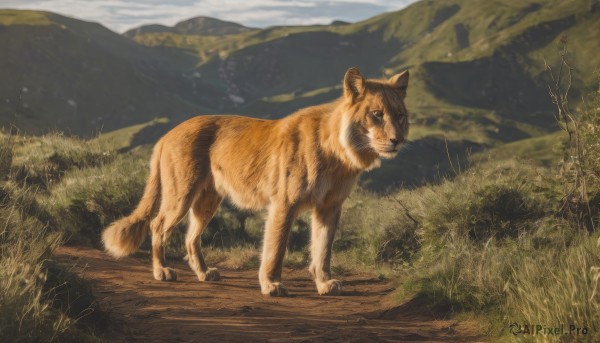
[546,36,598,231]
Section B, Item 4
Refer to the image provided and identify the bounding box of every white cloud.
[2,0,417,33]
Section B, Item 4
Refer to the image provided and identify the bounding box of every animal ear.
[343,67,365,100]
[389,70,409,97]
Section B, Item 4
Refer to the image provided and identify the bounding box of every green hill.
[0,10,215,136]
[127,0,598,136]
[122,0,598,189]
[1,1,598,187]
[123,16,255,38]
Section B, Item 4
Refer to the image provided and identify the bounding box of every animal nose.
[390,138,401,146]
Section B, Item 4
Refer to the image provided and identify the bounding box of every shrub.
[46,151,148,244]
[336,189,421,268]
[468,183,544,241]
[381,156,600,340]
[11,133,114,189]
[417,161,549,248]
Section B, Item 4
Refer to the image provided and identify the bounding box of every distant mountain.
[122,24,173,36]
[123,16,255,38]
[2,0,599,144]
[0,10,218,135]
[126,0,598,137]
[330,20,350,26]
[113,0,600,191]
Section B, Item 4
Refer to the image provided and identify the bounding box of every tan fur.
[102,67,410,295]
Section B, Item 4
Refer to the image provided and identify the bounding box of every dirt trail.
[56,246,483,342]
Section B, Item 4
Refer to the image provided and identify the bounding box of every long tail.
[102,142,162,258]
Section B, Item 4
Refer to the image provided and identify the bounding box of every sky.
[1,0,418,33]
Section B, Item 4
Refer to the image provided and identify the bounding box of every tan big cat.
[102,67,410,296]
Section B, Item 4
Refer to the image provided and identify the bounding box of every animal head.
[338,67,410,168]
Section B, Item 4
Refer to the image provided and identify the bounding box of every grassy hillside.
[120,0,599,186]
[0,10,211,136]
[1,88,597,340]
[3,0,598,141]
[114,0,599,189]
[127,0,598,121]
[0,131,107,341]
[2,1,599,189]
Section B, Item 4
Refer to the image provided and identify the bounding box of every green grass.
[0,10,54,26]
[337,157,599,340]
[0,133,101,342]
[10,133,114,189]
[46,149,149,244]
[91,117,171,151]
[1,122,598,341]
[1,67,598,341]
[324,87,600,338]
[476,131,563,166]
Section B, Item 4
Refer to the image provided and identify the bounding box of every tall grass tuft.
[0,132,104,342]
[504,233,600,335]
[11,133,114,189]
[0,132,13,179]
[0,183,98,342]
[46,151,148,244]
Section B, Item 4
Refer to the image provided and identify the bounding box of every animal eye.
[370,110,384,118]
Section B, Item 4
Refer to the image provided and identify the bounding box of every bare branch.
[546,38,595,232]
[389,195,420,226]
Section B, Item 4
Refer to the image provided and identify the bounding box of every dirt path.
[56,246,483,342]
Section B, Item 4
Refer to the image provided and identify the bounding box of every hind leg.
[150,194,193,282]
[151,231,177,281]
[186,187,222,282]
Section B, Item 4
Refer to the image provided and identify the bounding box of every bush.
[335,189,421,268]
[46,151,148,244]
[468,184,545,241]
[415,161,550,247]
[376,156,600,340]
[11,133,114,189]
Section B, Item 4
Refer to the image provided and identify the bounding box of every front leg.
[259,203,297,296]
[310,204,342,296]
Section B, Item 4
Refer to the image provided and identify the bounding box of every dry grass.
[2,97,598,342]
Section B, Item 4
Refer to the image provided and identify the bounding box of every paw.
[198,267,220,282]
[317,279,342,296]
[154,267,177,281]
[261,282,289,297]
